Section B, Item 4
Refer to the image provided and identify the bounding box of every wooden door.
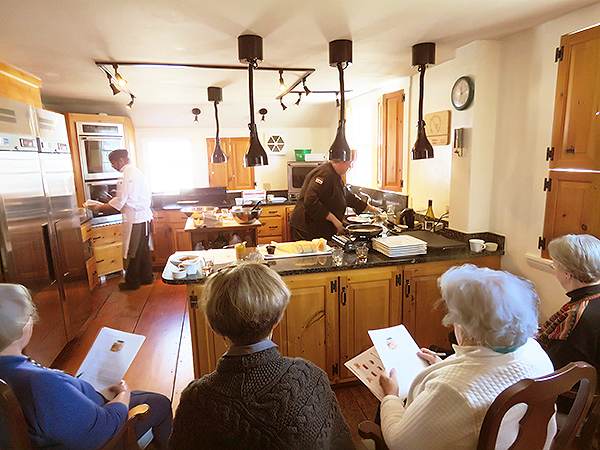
[542,170,600,257]
[282,273,339,380]
[229,137,255,190]
[379,90,405,191]
[339,267,397,381]
[550,25,600,171]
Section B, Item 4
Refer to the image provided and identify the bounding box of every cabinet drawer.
[91,224,123,246]
[80,222,93,242]
[261,206,282,217]
[167,210,190,224]
[257,217,282,237]
[95,243,123,275]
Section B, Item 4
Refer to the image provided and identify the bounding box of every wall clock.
[451,76,474,111]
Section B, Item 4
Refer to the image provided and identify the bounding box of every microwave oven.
[77,122,125,181]
[287,161,323,200]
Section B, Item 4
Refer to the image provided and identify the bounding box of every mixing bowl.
[181,206,217,217]
[230,206,261,223]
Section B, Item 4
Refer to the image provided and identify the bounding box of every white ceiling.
[1,0,597,129]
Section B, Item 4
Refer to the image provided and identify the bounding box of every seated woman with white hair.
[169,262,353,450]
[0,283,172,450]
[538,234,600,372]
[378,264,555,450]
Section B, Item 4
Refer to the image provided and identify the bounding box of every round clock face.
[451,76,474,110]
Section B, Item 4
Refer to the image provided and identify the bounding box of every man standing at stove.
[87,149,154,290]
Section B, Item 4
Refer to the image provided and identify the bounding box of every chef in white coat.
[87,149,154,291]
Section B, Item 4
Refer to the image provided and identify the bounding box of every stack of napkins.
[372,235,427,257]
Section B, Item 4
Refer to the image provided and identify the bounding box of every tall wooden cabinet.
[207,137,255,190]
[378,89,405,191]
[543,24,600,254]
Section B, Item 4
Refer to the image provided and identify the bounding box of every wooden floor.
[51,272,379,449]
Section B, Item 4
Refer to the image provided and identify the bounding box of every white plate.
[347,215,373,224]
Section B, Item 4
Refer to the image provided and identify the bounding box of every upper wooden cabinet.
[0,61,42,107]
[378,90,405,191]
[550,25,600,170]
[207,137,255,190]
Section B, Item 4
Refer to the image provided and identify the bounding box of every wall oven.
[287,161,323,201]
[84,179,122,224]
[77,122,125,181]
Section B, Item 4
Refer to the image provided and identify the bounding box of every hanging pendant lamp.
[238,34,268,167]
[411,42,436,160]
[208,86,227,164]
[328,39,353,162]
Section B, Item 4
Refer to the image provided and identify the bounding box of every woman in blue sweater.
[0,283,172,450]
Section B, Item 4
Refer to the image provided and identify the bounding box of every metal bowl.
[181,206,217,217]
[230,206,261,223]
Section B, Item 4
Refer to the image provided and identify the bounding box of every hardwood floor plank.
[172,306,194,409]
[125,282,188,398]
[334,383,371,449]
[349,383,380,422]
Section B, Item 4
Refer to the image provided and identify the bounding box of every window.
[347,103,373,186]
[145,140,194,193]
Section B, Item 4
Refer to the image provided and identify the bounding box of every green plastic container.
[294,149,311,161]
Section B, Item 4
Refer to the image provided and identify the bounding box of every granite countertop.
[162,241,504,285]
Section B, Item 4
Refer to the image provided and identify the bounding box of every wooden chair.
[568,390,600,450]
[358,420,389,450]
[477,361,597,450]
[0,378,150,450]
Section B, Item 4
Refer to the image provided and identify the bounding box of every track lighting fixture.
[125,94,135,110]
[239,34,268,167]
[302,78,311,96]
[295,93,302,107]
[280,98,287,111]
[113,64,127,87]
[192,107,201,123]
[259,108,268,122]
[278,69,286,92]
[105,72,121,95]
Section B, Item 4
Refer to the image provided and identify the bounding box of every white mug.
[469,239,486,252]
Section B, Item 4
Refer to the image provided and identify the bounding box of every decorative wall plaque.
[424,110,451,145]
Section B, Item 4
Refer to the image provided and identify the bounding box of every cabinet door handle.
[405,279,411,297]
[565,146,575,154]
[341,286,347,306]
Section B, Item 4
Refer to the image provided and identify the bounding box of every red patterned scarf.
[538,291,600,340]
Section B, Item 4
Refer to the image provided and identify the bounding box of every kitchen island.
[183,216,262,249]
[163,239,502,384]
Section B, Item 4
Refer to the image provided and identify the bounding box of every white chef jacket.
[108,164,152,257]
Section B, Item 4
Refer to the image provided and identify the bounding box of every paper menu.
[343,347,387,401]
[367,324,428,399]
[76,327,145,399]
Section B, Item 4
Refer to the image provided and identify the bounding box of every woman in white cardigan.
[379,264,556,450]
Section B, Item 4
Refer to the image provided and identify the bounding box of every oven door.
[84,180,121,220]
[79,135,124,181]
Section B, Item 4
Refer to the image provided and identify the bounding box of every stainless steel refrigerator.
[0,97,91,366]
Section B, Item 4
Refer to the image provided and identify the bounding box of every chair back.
[477,361,597,450]
[0,378,34,450]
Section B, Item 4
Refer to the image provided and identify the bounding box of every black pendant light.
[238,34,268,167]
[208,86,227,164]
[328,39,353,162]
[411,42,436,160]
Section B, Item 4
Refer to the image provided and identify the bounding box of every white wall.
[135,126,334,191]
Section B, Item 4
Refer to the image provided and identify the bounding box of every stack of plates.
[372,235,427,257]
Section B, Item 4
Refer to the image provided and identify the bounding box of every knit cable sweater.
[169,346,353,450]
[380,338,556,450]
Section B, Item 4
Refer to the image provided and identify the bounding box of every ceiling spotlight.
[295,93,302,107]
[302,78,311,96]
[278,69,286,92]
[113,64,127,87]
[192,107,201,123]
[125,94,135,110]
[280,98,287,111]
[106,71,121,95]
[258,108,268,122]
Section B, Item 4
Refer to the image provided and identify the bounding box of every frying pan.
[345,224,384,239]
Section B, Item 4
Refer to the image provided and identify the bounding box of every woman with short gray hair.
[538,234,600,372]
[378,264,555,450]
[170,262,353,450]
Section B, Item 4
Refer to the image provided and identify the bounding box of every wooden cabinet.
[91,223,123,277]
[257,205,285,244]
[151,210,192,269]
[80,222,99,290]
[187,255,501,383]
[207,137,255,190]
[378,89,405,191]
[283,205,295,242]
[0,60,42,107]
[402,256,501,350]
[338,266,401,381]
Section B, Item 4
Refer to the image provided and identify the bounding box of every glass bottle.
[214,232,228,249]
[425,199,435,219]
